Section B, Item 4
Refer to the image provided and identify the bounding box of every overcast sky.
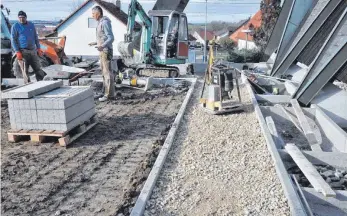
[2,0,261,23]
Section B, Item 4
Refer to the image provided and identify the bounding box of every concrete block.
[37,110,43,123]
[2,80,63,99]
[64,97,95,123]
[34,86,93,109]
[8,99,13,110]
[29,99,36,109]
[23,100,30,109]
[31,97,95,124]
[65,108,96,131]
[31,110,38,123]
[14,111,21,125]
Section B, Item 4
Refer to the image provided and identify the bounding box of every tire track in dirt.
[26,145,120,215]
[1,87,186,216]
[74,139,152,216]
[33,143,126,215]
[35,94,176,215]
[16,149,82,189]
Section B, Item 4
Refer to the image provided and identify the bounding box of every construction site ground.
[1,86,187,216]
[145,80,290,215]
[1,74,290,216]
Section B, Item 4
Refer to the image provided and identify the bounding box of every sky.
[2,0,261,23]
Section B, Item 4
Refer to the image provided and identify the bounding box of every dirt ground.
[1,85,187,216]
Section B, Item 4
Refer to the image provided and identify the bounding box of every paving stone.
[2,81,63,99]
[7,86,95,131]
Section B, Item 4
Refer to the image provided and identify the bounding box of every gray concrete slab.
[35,86,93,109]
[2,81,63,99]
[302,187,347,216]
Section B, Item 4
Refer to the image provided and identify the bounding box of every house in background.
[51,0,140,58]
[188,34,197,47]
[192,30,215,47]
[230,10,261,50]
[214,26,237,41]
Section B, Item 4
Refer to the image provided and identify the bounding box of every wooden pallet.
[7,117,98,147]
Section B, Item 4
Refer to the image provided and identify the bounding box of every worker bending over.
[89,6,115,102]
[11,11,45,83]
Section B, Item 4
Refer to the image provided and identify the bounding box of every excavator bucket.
[152,0,189,12]
[118,41,135,66]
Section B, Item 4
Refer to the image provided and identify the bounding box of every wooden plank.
[59,122,98,147]
[8,131,63,137]
[241,74,307,216]
[256,94,292,104]
[285,143,336,197]
[8,134,20,142]
[275,104,303,133]
[313,105,347,153]
[8,129,21,133]
[30,130,44,134]
[290,99,322,151]
[59,135,70,147]
[30,135,45,143]
[265,116,285,149]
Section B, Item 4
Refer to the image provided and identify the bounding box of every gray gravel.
[144,80,290,216]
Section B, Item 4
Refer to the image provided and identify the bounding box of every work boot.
[98,96,108,102]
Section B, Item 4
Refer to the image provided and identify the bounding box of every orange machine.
[38,36,70,65]
[11,35,70,69]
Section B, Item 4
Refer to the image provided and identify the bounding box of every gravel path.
[144,80,290,216]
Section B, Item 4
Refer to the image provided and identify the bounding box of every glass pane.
[178,16,187,40]
[152,16,169,35]
[168,14,179,35]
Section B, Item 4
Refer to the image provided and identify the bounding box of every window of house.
[88,18,98,28]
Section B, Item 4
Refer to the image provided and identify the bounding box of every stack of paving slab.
[2,81,96,131]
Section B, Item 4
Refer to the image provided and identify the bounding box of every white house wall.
[238,39,257,50]
[192,31,205,45]
[57,1,127,57]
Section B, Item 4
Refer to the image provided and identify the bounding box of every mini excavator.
[117,0,194,78]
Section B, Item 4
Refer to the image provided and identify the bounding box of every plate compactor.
[200,45,243,114]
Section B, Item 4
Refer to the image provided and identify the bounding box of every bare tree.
[70,0,85,13]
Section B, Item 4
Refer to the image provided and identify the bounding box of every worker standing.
[89,6,115,102]
[11,11,45,83]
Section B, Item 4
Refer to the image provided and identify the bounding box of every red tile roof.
[196,30,215,41]
[230,10,262,43]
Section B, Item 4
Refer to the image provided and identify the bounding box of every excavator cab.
[149,10,189,65]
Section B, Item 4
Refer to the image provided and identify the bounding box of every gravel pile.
[144,80,290,216]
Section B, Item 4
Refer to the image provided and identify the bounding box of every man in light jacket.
[89,6,115,102]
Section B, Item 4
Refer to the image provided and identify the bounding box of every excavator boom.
[152,0,189,12]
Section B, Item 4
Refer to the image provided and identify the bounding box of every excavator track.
[135,65,180,78]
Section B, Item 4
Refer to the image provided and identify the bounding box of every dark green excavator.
[117,0,193,78]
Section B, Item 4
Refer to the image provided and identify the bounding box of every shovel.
[17,59,30,84]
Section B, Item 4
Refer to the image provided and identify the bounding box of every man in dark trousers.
[11,10,45,83]
[89,6,115,102]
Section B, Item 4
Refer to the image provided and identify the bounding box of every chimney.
[116,0,121,9]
